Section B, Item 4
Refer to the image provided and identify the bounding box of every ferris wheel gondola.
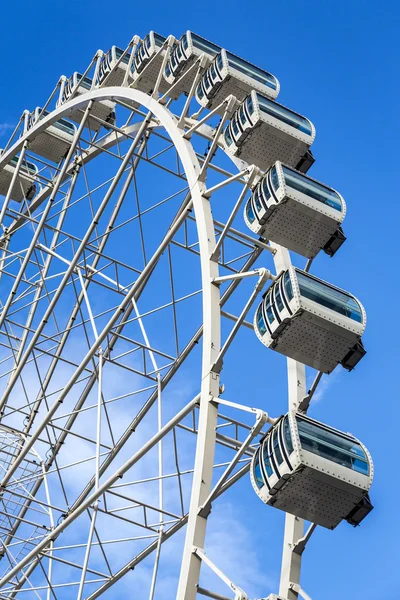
[129,31,172,94]
[98,45,132,87]
[23,107,77,163]
[195,49,279,114]
[164,31,221,99]
[223,91,315,173]
[0,151,39,202]
[250,412,373,529]
[57,72,116,130]
[254,267,366,373]
[244,161,346,258]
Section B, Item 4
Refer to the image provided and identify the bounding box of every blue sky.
[0,1,399,598]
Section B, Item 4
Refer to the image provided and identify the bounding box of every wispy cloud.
[0,123,14,137]
[205,502,277,597]
[308,369,341,404]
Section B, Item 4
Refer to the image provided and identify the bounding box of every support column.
[272,245,307,600]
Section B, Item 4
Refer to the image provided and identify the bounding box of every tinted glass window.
[10,156,37,175]
[224,125,233,146]
[253,449,265,488]
[262,177,271,203]
[265,294,275,324]
[246,198,256,224]
[246,95,255,116]
[196,81,204,100]
[54,119,75,135]
[204,71,212,91]
[225,51,277,90]
[284,271,294,301]
[239,107,247,126]
[255,303,267,335]
[282,166,342,212]
[271,166,279,191]
[191,33,220,55]
[232,118,241,137]
[296,271,363,323]
[153,33,166,46]
[77,75,92,90]
[296,417,369,475]
[254,187,263,212]
[257,94,312,135]
[262,441,273,477]
[217,53,223,71]
[283,416,294,454]
[275,286,284,312]
[273,430,284,465]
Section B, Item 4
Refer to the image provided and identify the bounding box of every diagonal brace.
[199,408,274,518]
[211,268,273,372]
[290,582,313,600]
[194,547,249,600]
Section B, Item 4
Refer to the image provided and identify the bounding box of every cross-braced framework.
[0,32,372,600]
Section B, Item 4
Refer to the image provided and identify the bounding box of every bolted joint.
[255,267,272,290]
[255,408,274,428]
[211,356,223,374]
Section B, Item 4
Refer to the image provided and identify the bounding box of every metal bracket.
[198,406,276,518]
[292,523,317,555]
[289,583,312,600]
[211,269,273,373]
[298,372,323,413]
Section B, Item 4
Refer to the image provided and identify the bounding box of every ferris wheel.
[0,30,373,600]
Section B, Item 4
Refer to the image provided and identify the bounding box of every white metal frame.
[0,33,370,600]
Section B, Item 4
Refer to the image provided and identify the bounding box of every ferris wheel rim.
[0,82,226,594]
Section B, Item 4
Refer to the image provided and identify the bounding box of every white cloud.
[307,369,341,404]
[204,502,276,598]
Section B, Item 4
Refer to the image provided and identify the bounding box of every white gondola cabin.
[164,31,221,99]
[130,32,170,95]
[254,267,366,374]
[24,108,76,163]
[0,151,38,203]
[244,161,346,259]
[98,45,131,87]
[250,412,373,529]
[58,73,116,131]
[195,49,279,115]
[223,92,315,173]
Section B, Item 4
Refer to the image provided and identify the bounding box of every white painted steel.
[254,266,366,373]
[56,72,116,130]
[0,34,371,600]
[195,49,279,114]
[243,161,346,259]
[222,91,315,172]
[250,412,373,528]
